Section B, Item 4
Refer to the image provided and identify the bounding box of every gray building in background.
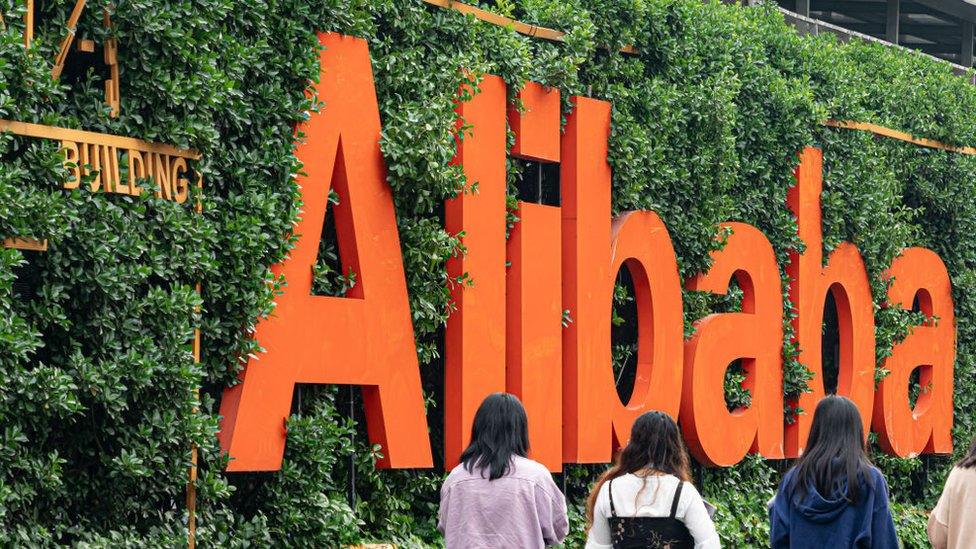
[759,0,976,77]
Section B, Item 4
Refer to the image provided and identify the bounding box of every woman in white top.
[585,411,720,549]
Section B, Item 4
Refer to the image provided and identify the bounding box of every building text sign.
[0,119,201,204]
[217,32,955,472]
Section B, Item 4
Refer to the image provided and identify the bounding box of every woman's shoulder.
[610,473,686,494]
[773,468,797,504]
[672,477,704,503]
[946,465,976,486]
[511,454,546,470]
[780,466,798,484]
[510,456,563,492]
[511,455,554,479]
[443,462,474,485]
[856,465,893,500]
[864,464,889,486]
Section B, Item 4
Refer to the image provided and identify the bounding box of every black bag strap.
[608,478,617,517]
[669,481,684,519]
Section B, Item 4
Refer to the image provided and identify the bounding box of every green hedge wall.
[2,0,975,546]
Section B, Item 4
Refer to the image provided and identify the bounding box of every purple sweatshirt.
[438,455,569,548]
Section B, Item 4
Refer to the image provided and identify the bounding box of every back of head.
[959,434,976,469]
[586,411,691,523]
[790,395,872,504]
[616,411,691,480]
[459,393,530,481]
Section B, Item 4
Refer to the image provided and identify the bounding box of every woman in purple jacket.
[769,395,898,548]
[438,393,568,548]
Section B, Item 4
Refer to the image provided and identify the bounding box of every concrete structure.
[766,0,976,77]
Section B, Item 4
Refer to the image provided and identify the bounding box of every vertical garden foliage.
[1,0,975,546]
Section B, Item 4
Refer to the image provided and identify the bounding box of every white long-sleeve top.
[586,473,721,549]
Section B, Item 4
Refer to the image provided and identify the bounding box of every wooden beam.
[824,119,976,155]
[421,0,639,54]
[2,238,49,251]
[0,118,201,159]
[52,0,88,79]
[103,9,120,117]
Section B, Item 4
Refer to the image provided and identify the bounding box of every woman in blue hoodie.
[769,395,898,548]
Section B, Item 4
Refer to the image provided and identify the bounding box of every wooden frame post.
[186,308,200,549]
[52,0,88,79]
[186,177,204,549]
[24,0,33,47]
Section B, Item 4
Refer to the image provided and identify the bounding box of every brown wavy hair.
[959,433,976,469]
[585,411,692,524]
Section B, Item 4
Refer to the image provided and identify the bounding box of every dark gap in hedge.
[59,33,109,93]
[908,294,925,410]
[11,249,43,302]
[312,151,354,297]
[822,290,840,395]
[714,278,751,411]
[515,159,560,206]
[724,359,748,412]
[341,384,359,509]
[612,265,638,404]
[426,327,447,471]
[908,366,924,410]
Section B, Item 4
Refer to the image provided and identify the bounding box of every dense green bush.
[2,0,975,546]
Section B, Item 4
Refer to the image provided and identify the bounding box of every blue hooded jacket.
[769,465,898,548]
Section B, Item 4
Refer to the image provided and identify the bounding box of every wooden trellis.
[0,0,121,116]
[1,3,201,545]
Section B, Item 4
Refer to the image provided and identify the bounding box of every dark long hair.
[459,393,529,481]
[789,395,873,503]
[585,411,692,524]
[958,433,976,469]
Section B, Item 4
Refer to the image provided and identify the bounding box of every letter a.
[873,248,954,456]
[218,33,432,471]
[682,223,784,465]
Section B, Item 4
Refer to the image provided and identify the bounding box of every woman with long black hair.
[928,433,976,548]
[437,393,568,548]
[769,395,898,548]
[585,411,719,548]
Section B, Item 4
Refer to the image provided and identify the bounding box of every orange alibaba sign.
[217,32,956,472]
